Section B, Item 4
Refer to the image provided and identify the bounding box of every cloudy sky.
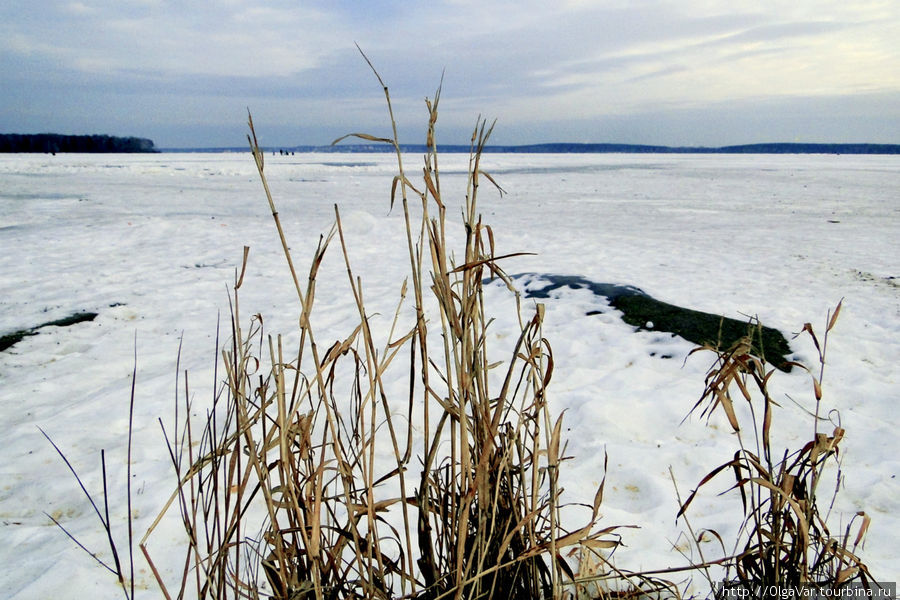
[2,1,898,148]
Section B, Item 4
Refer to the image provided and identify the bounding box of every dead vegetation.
[135,56,641,600]
[674,306,881,592]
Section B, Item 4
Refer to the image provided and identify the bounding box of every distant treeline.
[483,142,900,154]
[0,133,157,153]
[334,142,900,155]
[168,142,900,155]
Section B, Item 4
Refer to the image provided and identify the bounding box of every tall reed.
[136,54,631,600]
[676,307,880,591]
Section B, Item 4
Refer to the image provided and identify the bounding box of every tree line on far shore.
[0,133,157,153]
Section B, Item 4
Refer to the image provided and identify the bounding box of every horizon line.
[159,141,900,155]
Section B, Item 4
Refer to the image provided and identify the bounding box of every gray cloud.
[1,1,898,146]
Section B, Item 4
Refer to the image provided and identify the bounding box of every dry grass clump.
[675,306,883,592]
[132,57,652,600]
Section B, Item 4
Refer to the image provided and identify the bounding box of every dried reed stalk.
[136,53,622,600]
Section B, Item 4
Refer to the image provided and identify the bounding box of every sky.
[1,0,899,148]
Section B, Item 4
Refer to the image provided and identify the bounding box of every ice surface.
[1,151,898,596]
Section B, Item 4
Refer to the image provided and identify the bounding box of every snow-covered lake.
[1,151,897,596]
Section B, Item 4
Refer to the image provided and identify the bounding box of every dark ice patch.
[0,311,99,352]
[504,273,793,371]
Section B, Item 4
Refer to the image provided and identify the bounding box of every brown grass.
[133,53,645,600]
[675,305,881,591]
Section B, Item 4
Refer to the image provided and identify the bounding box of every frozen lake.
[1,151,898,596]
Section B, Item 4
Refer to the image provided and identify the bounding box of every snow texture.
[1,151,898,596]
